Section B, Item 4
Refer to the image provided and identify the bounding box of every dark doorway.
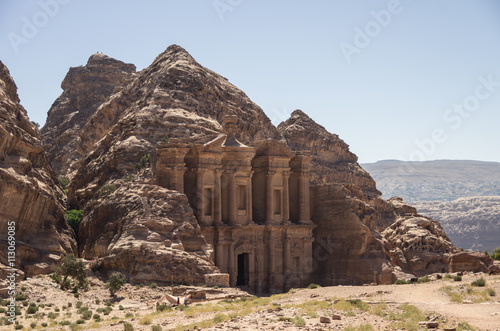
[236,253,249,286]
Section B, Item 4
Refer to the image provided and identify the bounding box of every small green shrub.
[418,275,430,283]
[95,299,100,305]
[60,320,71,325]
[30,321,37,329]
[156,304,171,312]
[124,322,134,331]
[76,301,83,308]
[307,283,321,289]
[134,154,151,170]
[66,209,83,237]
[123,174,135,182]
[152,326,162,331]
[487,288,496,296]
[394,279,408,285]
[93,313,101,320]
[471,277,486,287]
[125,312,134,318]
[119,305,124,310]
[292,316,306,326]
[26,304,38,314]
[149,283,158,289]
[99,184,117,198]
[15,324,23,330]
[81,310,92,320]
[454,275,462,282]
[59,177,70,189]
[76,319,85,324]
[41,322,48,327]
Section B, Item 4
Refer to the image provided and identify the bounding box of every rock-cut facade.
[154,115,315,293]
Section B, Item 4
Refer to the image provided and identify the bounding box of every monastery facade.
[154,116,315,293]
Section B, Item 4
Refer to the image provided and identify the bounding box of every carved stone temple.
[154,116,316,293]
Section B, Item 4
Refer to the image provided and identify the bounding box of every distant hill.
[414,197,500,252]
[362,160,500,202]
[362,160,500,251]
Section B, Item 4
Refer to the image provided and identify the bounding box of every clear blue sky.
[1,0,500,164]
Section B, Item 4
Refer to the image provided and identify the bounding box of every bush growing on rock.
[66,209,83,236]
[106,272,126,297]
[99,184,117,198]
[55,254,88,290]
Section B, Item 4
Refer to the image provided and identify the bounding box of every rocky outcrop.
[311,184,395,285]
[41,53,136,176]
[0,61,76,278]
[79,183,218,284]
[414,196,500,252]
[278,110,380,197]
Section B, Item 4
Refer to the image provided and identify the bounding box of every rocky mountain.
[362,159,500,202]
[3,45,496,288]
[0,61,76,279]
[414,197,500,253]
[41,53,136,177]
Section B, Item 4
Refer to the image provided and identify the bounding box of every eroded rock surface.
[41,53,136,176]
[0,61,76,278]
[278,110,379,197]
[79,183,217,284]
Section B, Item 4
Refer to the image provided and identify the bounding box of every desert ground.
[1,273,499,331]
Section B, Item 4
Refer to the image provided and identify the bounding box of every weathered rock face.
[0,61,76,278]
[41,53,136,176]
[79,183,218,284]
[278,110,379,197]
[311,184,395,285]
[382,197,468,276]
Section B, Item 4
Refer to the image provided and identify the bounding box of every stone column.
[216,240,225,272]
[246,172,253,224]
[195,168,205,224]
[298,170,311,224]
[265,170,276,224]
[214,169,223,225]
[303,237,314,286]
[283,235,291,290]
[228,242,235,286]
[282,171,290,224]
[255,245,264,294]
[167,167,186,193]
[227,170,237,225]
[267,233,275,293]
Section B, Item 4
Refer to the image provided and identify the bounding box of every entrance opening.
[236,253,250,286]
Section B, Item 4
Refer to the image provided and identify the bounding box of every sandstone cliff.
[0,61,76,278]
[41,53,136,176]
[79,183,217,284]
[311,184,394,285]
[278,110,380,197]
